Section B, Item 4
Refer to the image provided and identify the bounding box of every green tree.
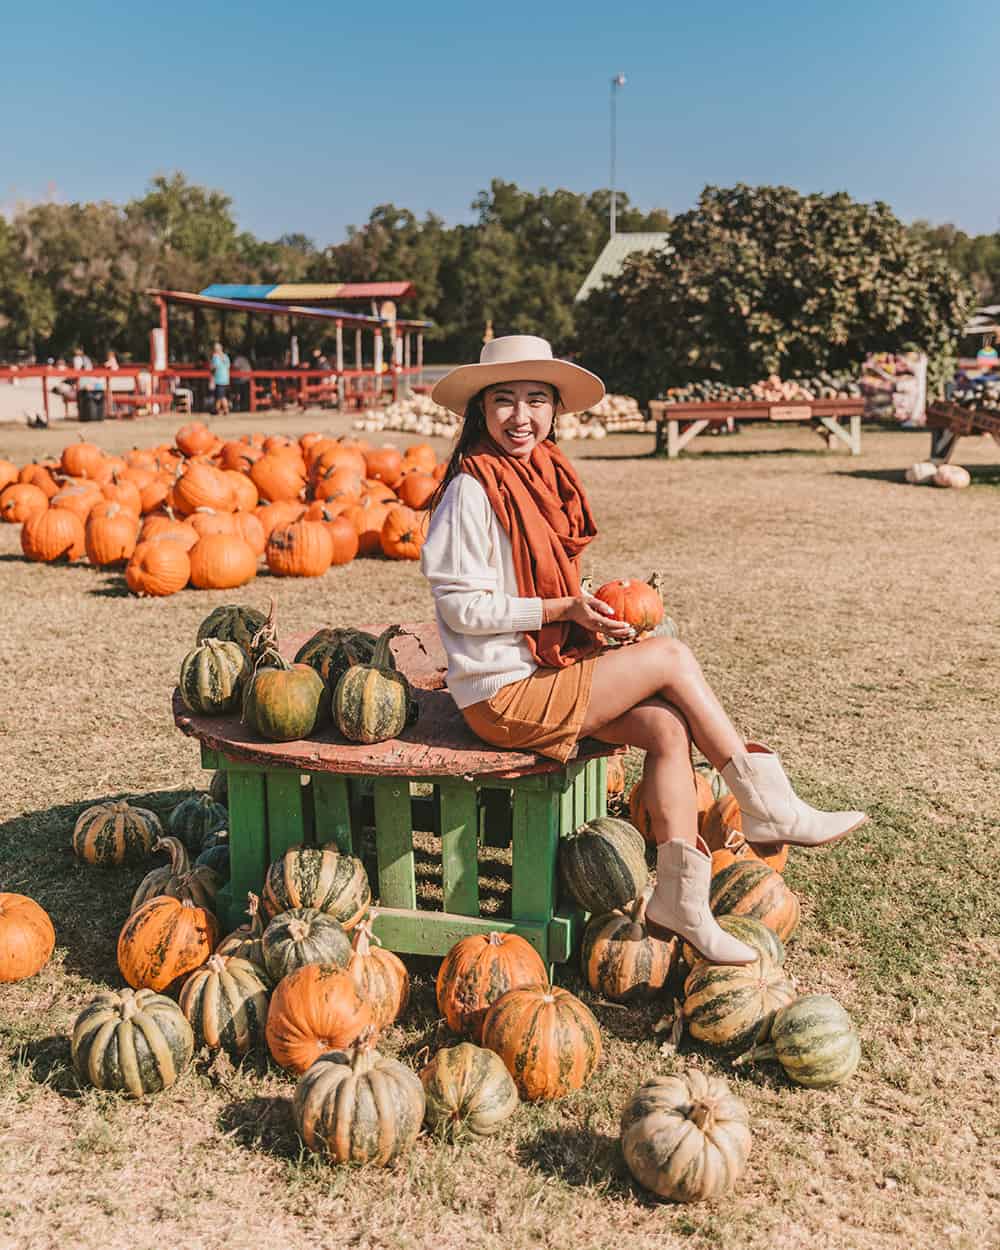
[575,184,973,402]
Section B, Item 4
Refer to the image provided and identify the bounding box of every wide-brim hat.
[431,335,605,416]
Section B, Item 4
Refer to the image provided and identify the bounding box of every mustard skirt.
[460,656,598,764]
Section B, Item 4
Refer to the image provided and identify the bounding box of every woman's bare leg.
[579,637,742,770]
[587,698,698,846]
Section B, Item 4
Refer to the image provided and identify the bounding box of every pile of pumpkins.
[179,603,418,746]
[0,422,440,595]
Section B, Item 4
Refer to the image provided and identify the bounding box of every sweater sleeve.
[420,476,544,636]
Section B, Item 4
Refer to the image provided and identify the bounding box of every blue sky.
[3,0,998,244]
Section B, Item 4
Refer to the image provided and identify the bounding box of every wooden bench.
[648,398,866,458]
[107,391,177,418]
[174,623,619,970]
[926,400,1000,461]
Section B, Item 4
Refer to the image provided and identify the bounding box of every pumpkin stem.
[152,836,190,875]
[246,892,262,933]
[351,1026,379,1071]
[689,1100,716,1132]
[206,954,227,974]
[487,931,504,948]
[120,990,138,1020]
[371,624,425,669]
[285,918,311,942]
[733,1043,777,1066]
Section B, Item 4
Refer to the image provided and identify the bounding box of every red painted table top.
[173,621,618,779]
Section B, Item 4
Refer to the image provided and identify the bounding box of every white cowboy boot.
[722,743,866,848]
[644,836,757,965]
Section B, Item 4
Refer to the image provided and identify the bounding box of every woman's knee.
[632,702,691,756]
[646,636,699,683]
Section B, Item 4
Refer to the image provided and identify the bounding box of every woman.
[420,336,866,964]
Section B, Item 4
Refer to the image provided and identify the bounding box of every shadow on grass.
[0,787,198,984]
[217,1094,301,1159]
[838,463,1000,488]
[14,1033,80,1097]
[516,1125,636,1197]
[87,572,131,597]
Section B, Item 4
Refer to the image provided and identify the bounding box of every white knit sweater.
[420,474,542,708]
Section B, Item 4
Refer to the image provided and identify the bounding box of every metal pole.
[610,72,626,237]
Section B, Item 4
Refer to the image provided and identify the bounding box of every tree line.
[0,173,982,399]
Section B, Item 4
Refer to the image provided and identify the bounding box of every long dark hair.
[427,383,561,515]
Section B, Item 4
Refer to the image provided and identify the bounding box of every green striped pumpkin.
[739,994,861,1088]
[709,859,800,943]
[242,657,328,742]
[262,844,371,929]
[293,627,380,690]
[293,1038,425,1165]
[332,626,416,745]
[72,800,161,866]
[196,604,268,659]
[580,894,676,1002]
[167,793,227,855]
[261,907,352,980]
[683,957,796,1053]
[621,1071,752,1203]
[558,817,648,915]
[178,638,250,716]
[420,1042,519,1136]
[195,833,230,882]
[130,836,221,913]
[681,915,785,972]
[178,954,271,1057]
[482,985,602,1102]
[71,987,194,1097]
[216,892,266,967]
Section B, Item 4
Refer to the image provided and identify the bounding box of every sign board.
[770,405,812,421]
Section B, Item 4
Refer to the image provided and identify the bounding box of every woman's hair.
[427,382,560,514]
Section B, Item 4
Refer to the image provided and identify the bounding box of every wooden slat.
[585,759,600,820]
[373,779,416,909]
[573,766,587,828]
[311,774,355,855]
[226,769,267,931]
[200,745,221,769]
[438,782,479,916]
[372,907,549,960]
[595,757,609,818]
[511,783,559,923]
[265,772,306,859]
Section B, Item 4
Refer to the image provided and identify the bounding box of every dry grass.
[2,412,999,1250]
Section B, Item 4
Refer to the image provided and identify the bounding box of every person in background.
[72,346,92,371]
[210,341,231,415]
[103,351,119,370]
[232,351,252,412]
[312,346,331,371]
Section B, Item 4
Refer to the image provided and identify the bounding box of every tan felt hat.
[431,335,605,416]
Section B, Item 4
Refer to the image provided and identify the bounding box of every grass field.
[1,413,998,1250]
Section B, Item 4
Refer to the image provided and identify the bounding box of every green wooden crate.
[202,745,608,966]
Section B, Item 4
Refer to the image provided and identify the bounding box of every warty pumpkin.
[117,895,219,992]
[242,651,328,741]
[72,988,194,1097]
[580,893,677,1002]
[558,816,648,914]
[265,961,373,1074]
[482,984,602,1102]
[178,954,271,1057]
[262,844,371,928]
[0,893,55,983]
[436,930,548,1042]
[129,836,221,914]
[0,482,49,524]
[346,912,409,1031]
[736,994,860,1089]
[293,627,379,690]
[293,1034,425,1164]
[21,507,86,563]
[188,533,258,590]
[420,1042,518,1137]
[125,540,191,596]
[73,800,162,866]
[683,956,796,1053]
[178,637,250,716]
[261,907,352,981]
[620,1071,752,1203]
[85,502,139,566]
[196,603,267,657]
[167,793,227,854]
[332,625,417,744]
[266,520,333,578]
[710,859,800,942]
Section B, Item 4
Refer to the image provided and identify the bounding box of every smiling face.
[482,380,557,459]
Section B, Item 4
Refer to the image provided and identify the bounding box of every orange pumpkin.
[251,452,307,503]
[232,511,267,556]
[482,984,602,1102]
[18,463,59,498]
[224,469,259,512]
[0,460,19,492]
[703,795,788,874]
[119,465,156,491]
[255,499,307,538]
[345,496,392,556]
[311,443,366,479]
[85,502,139,566]
[49,482,102,523]
[0,482,49,524]
[60,440,106,480]
[172,462,235,515]
[21,507,86,562]
[140,514,198,550]
[402,443,437,473]
[126,540,191,596]
[175,421,216,458]
[139,475,172,515]
[364,446,404,487]
[396,471,436,510]
[188,534,258,590]
[605,755,627,797]
[380,506,426,560]
[312,464,363,503]
[628,769,714,844]
[266,520,334,578]
[327,515,359,565]
[188,509,238,539]
[117,895,219,992]
[346,914,409,1031]
[218,439,264,472]
[265,962,373,1075]
[100,474,142,514]
[303,499,353,523]
[436,931,548,1042]
[595,578,664,634]
[0,893,56,983]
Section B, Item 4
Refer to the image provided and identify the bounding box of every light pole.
[610,71,626,237]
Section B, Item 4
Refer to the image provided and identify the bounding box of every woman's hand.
[543,595,635,640]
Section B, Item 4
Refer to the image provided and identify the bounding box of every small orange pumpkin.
[265,962,373,1074]
[21,507,86,562]
[188,533,258,590]
[0,482,49,524]
[380,506,426,560]
[126,540,191,596]
[85,502,139,566]
[175,421,216,458]
[594,578,664,634]
[396,471,436,510]
[266,520,334,578]
[117,895,219,992]
[0,893,56,983]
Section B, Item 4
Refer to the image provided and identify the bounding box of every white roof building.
[574,231,671,303]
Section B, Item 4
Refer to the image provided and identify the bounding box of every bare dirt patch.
[2,413,998,1250]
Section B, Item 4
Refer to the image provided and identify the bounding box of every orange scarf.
[461,437,601,668]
